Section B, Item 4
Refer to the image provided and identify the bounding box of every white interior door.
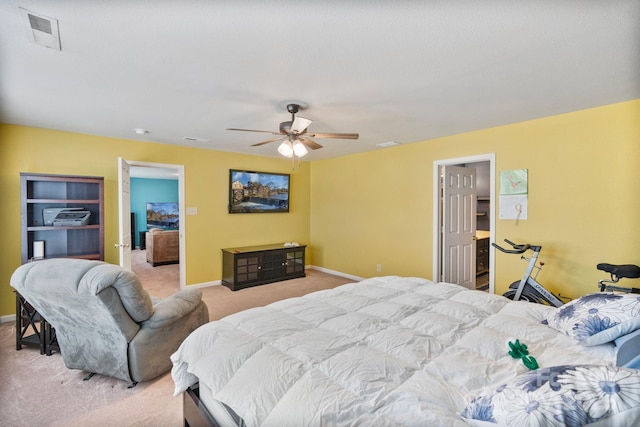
[442,165,476,289]
[117,157,132,270]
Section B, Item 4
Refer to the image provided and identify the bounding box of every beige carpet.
[0,252,355,427]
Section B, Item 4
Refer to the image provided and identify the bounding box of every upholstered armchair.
[10,258,209,385]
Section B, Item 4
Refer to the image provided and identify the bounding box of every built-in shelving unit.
[20,173,104,263]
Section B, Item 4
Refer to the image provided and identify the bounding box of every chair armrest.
[143,289,203,329]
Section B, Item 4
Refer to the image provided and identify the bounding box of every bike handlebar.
[492,239,532,254]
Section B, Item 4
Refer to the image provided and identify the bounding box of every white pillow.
[543,293,640,346]
[462,364,640,426]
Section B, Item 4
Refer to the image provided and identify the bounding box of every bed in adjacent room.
[171,276,640,426]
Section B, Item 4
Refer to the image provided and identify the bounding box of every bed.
[171,276,640,426]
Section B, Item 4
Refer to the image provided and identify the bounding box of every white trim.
[1,314,14,323]
[433,153,496,294]
[307,265,365,282]
[186,280,221,289]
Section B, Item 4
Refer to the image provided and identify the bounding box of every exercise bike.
[597,263,640,293]
[492,239,566,307]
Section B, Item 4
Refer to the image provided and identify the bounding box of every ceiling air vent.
[183,137,211,143]
[20,8,61,50]
[376,141,400,148]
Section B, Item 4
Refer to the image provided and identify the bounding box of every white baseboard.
[1,314,15,324]
[307,265,364,282]
[184,280,221,289]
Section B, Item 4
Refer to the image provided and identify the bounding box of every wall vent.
[20,7,61,50]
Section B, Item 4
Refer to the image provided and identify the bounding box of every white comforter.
[171,276,616,426]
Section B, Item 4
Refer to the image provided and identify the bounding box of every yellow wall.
[2,100,638,317]
[0,125,310,317]
[311,100,640,297]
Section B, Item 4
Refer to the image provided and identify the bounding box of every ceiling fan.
[226,103,359,158]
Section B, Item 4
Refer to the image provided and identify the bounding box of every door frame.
[433,153,496,293]
[122,160,186,290]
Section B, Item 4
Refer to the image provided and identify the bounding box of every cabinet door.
[476,239,489,274]
[236,255,259,284]
[261,251,285,280]
[284,248,305,275]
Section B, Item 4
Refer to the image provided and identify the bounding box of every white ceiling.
[1,1,639,161]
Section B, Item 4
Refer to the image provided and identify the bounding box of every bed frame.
[183,385,219,427]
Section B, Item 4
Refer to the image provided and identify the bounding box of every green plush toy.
[508,339,539,370]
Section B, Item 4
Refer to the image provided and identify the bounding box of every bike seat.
[597,263,640,279]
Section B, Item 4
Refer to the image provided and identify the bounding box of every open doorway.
[433,154,495,293]
[118,160,186,291]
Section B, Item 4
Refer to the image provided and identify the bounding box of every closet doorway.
[433,154,495,293]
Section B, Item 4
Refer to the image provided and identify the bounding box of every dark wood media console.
[221,243,306,291]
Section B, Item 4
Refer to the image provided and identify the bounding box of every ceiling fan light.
[292,140,308,157]
[291,116,312,133]
[277,140,294,157]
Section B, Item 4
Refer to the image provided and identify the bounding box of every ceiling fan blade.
[251,137,285,147]
[227,128,279,134]
[291,116,312,133]
[299,137,323,150]
[306,132,359,140]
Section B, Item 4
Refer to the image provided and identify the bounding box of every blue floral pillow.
[543,293,640,346]
[462,365,640,426]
